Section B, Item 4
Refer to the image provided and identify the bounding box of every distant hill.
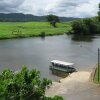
[0,13,79,22]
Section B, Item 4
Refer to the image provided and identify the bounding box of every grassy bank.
[93,66,100,83]
[0,22,71,39]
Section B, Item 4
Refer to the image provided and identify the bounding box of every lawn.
[0,22,72,39]
[93,66,100,83]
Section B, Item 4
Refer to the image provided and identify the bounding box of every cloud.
[0,0,24,13]
[0,0,99,17]
[44,0,100,17]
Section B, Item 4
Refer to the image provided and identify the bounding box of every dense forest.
[0,13,78,22]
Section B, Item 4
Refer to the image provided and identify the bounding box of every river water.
[0,34,100,80]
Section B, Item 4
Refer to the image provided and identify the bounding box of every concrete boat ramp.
[45,71,100,100]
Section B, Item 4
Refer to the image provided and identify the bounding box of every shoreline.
[0,33,65,40]
[0,22,71,40]
[0,32,98,40]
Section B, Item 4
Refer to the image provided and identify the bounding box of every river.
[0,34,100,80]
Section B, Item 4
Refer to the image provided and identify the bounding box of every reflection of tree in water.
[71,34,95,42]
[51,69,69,78]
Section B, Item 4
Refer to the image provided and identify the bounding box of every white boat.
[50,60,76,73]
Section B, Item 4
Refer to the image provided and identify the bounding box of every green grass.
[93,66,100,83]
[0,22,72,39]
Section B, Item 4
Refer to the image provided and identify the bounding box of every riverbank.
[0,22,71,39]
[45,71,100,100]
[93,65,100,84]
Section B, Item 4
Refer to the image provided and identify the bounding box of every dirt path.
[45,71,100,100]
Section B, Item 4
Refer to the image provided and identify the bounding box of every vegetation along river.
[0,34,100,80]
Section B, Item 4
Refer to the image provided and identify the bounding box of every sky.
[0,0,99,18]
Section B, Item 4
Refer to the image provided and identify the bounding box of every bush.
[72,18,100,35]
[72,20,89,34]
[0,65,63,100]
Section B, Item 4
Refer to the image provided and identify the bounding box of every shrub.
[72,18,100,35]
[0,66,63,100]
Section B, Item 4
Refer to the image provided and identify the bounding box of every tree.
[0,66,63,100]
[72,20,89,34]
[83,18,97,34]
[98,3,100,21]
[46,14,60,27]
[72,18,99,35]
[71,3,100,35]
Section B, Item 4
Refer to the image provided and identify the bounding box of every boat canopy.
[51,60,74,66]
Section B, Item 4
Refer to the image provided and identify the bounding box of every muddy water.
[0,35,99,80]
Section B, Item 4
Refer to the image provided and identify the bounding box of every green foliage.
[0,66,63,100]
[44,96,63,100]
[72,18,100,35]
[52,96,63,100]
[46,15,60,27]
[46,15,59,22]
[98,3,100,21]
[83,18,98,34]
[72,3,100,35]
[93,65,100,84]
[72,20,88,34]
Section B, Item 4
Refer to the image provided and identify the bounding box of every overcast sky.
[0,0,99,17]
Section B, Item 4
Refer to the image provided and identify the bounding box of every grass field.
[93,66,100,83]
[0,22,72,39]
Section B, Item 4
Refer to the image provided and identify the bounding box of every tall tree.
[46,14,60,27]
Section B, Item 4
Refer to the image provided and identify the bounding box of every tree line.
[71,3,100,35]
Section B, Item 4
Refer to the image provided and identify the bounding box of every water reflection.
[51,69,69,78]
[40,36,45,40]
[71,35,95,42]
